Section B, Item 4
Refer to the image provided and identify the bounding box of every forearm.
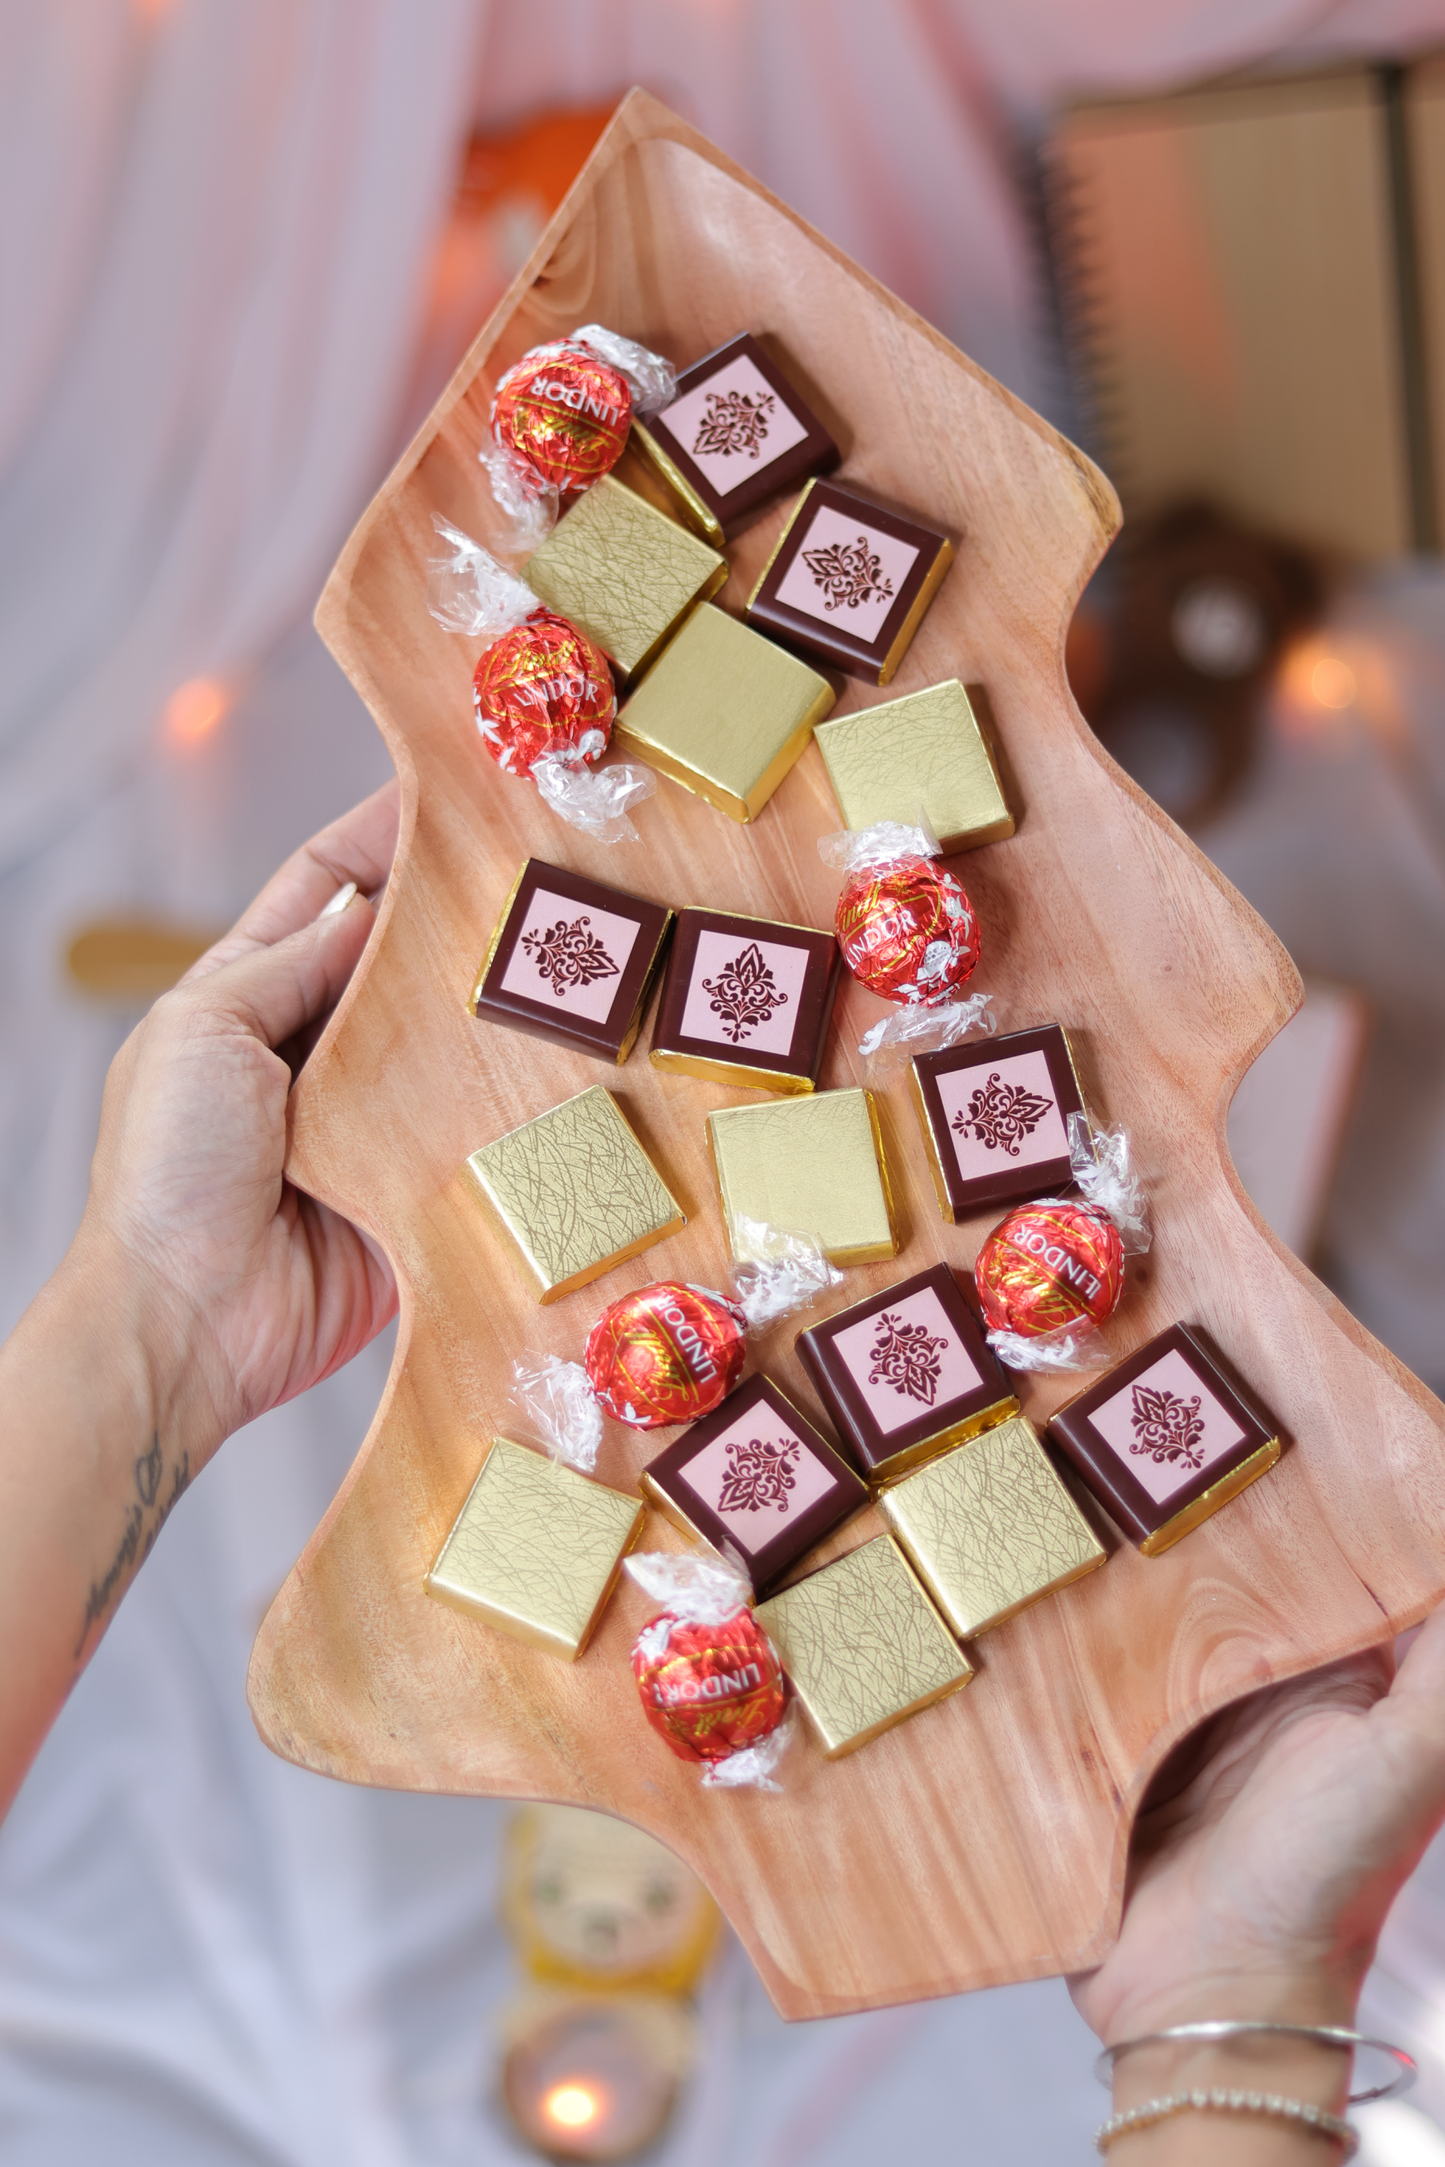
[1105,1974,1358,2164]
[0,1226,226,1806]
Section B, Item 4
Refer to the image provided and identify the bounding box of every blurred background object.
[7,3,1445,2162]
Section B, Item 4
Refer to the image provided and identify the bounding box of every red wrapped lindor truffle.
[835,853,980,1005]
[975,1199,1125,1340]
[490,325,676,498]
[632,1605,786,1766]
[472,608,615,778]
[586,1282,747,1431]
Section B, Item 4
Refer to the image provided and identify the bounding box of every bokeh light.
[543,2081,603,2131]
[163,677,229,746]
[1310,654,1357,709]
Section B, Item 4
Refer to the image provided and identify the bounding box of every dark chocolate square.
[470,859,673,1064]
[640,1374,868,1598]
[796,1262,1018,1483]
[635,333,839,543]
[649,907,842,1092]
[911,1025,1086,1221]
[746,479,954,685]
[1047,1323,1282,1554]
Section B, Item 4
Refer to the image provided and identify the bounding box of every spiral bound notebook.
[1047,57,1445,560]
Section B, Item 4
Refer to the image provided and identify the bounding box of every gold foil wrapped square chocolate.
[755,1534,973,1757]
[462,1085,686,1303]
[425,1436,644,1660]
[878,1415,1105,1640]
[814,680,1014,853]
[614,606,835,822]
[523,475,726,681]
[705,1088,898,1265]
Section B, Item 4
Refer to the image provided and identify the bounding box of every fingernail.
[316,881,357,922]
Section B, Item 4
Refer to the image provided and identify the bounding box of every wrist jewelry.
[1094,2021,1416,2105]
[1094,2089,1357,2156]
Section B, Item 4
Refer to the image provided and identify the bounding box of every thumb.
[176,892,376,1051]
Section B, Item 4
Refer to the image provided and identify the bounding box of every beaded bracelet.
[1094,2087,1358,2156]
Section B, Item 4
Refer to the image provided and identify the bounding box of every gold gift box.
[425,1436,645,1661]
[755,1534,973,1757]
[878,1415,1106,1640]
[814,680,1014,853]
[614,605,835,822]
[523,475,727,682]
[705,1088,898,1265]
[462,1085,686,1303]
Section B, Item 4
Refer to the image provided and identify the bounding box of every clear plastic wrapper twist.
[819,819,982,1019]
[511,1232,841,1473]
[626,1550,795,1791]
[426,517,654,843]
[975,1114,1151,1374]
[487,323,677,510]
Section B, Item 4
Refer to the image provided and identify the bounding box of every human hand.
[71,781,401,1453]
[1072,1605,1445,2052]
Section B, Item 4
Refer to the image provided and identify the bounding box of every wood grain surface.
[247,90,1445,2018]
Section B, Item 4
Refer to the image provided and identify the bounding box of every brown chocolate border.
[746,479,950,680]
[912,1024,1086,1219]
[643,333,839,540]
[641,1374,868,1598]
[650,907,842,1085]
[1046,1323,1282,1545]
[796,1262,1013,1480]
[474,859,673,1062]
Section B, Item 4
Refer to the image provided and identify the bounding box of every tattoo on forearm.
[75,1435,191,1657]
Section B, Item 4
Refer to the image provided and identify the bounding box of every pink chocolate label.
[774,504,919,639]
[936,1049,1069,1180]
[677,929,811,1057]
[830,1286,983,1439]
[661,354,808,497]
[1089,1348,1247,1506]
[498,888,641,1023]
[678,1412,839,1531]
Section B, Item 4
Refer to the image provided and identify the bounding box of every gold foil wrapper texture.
[425,1437,645,1661]
[814,680,1014,853]
[614,605,835,822]
[756,1534,973,1758]
[878,1415,1106,1639]
[524,476,727,682]
[462,1085,686,1303]
[706,1088,898,1265]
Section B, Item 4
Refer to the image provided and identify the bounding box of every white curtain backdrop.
[3,1,1445,2161]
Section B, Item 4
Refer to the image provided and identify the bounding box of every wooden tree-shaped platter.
[249,91,1445,2018]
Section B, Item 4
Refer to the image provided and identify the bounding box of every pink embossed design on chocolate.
[936,1050,1069,1178]
[498,888,641,1023]
[660,354,808,496]
[677,1413,838,1528]
[775,505,919,637]
[831,1287,984,1438]
[1089,1349,1247,1506]
[678,930,812,1055]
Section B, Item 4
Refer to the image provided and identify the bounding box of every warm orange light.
[543,2082,604,2131]
[134,0,178,22]
[1310,655,1356,709]
[163,677,229,745]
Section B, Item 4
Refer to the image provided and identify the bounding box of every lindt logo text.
[1008,1226,1100,1299]
[850,907,916,955]
[535,378,626,425]
[655,1662,763,1706]
[661,1303,718,1382]
[516,674,610,708]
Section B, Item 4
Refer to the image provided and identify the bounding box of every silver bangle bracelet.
[1094,2020,1416,2105]
[1094,2088,1358,2157]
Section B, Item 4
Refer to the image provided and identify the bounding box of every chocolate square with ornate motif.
[649,907,842,1093]
[630,333,840,545]
[470,859,673,1064]
[746,478,954,685]
[796,1261,1017,1484]
[1047,1323,1282,1556]
[641,1374,868,1599]
[910,1024,1086,1220]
